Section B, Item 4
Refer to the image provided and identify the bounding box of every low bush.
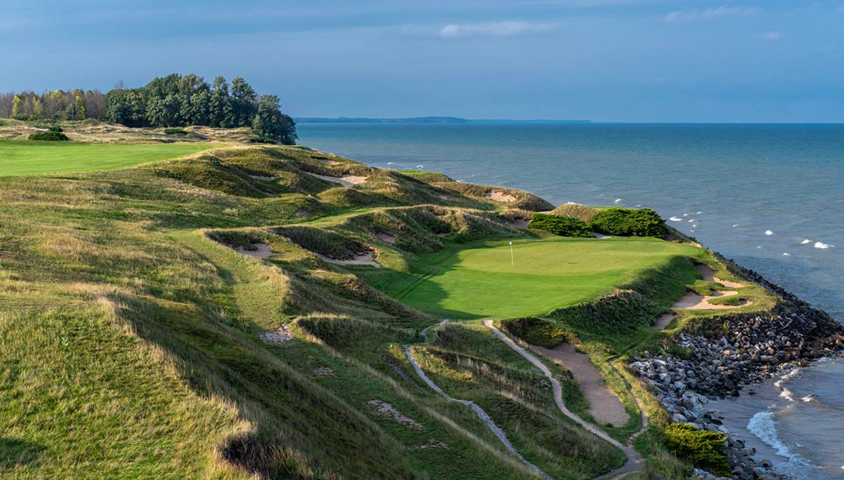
[248,136,277,144]
[48,126,64,133]
[163,128,188,135]
[589,208,667,237]
[529,213,593,237]
[663,424,729,476]
[28,131,69,141]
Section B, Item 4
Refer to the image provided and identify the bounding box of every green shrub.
[247,136,277,144]
[663,424,729,475]
[589,208,667,237]
[28,131,69,141]
[48,126,64,133]
[528,213,593,237]
[163,128,188,135]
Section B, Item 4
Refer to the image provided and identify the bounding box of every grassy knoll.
[370,237,703,319]
[0,140,214,176]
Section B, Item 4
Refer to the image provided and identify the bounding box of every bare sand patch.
[485,190,517,203]
[258,325,293,344]
[530,343,629,427]
[305,172,367,187]
[594,233,612,239]
[318,251,381,268]
[236,243,273,259]
[290,209,311,219]
[696,264,745,289]
[655,313,677,330]
[510,219,529,230]
[367,400,423,429]
[376,232,397,244]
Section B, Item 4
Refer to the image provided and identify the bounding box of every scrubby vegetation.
[529,213,593,237]
[663,424,729,475]
[589,208,668,238]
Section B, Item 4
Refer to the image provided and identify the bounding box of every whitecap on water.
[733,224,739,227]
[669,216,683,222]
[815,241,833,249]
[801,239,812,245]
[415,164,424,169]
[614,198,622,204]
[783,252,791,256]
[387,162,395,165]
[765,230,774,235]
[748,411,793,458]
[696,211,703,214]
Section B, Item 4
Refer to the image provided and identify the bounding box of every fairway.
[398,237,702,319]
[0,141,214,176]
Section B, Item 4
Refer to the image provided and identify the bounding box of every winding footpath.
[403,321,556,480]
[484,321,647,480]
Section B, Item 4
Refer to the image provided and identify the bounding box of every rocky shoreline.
[629,262,844,480]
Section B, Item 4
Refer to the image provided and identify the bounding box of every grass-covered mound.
[28,131,69,141]
[549,203,600,222]
[528,213,593,237]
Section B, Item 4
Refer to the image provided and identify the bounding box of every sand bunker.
[696,264,744,289]
[594,233,612,239]
[376,232,397,244]
[236,243,273,259]
[367,400,423,429]
[530,343,629,427]
[655,313,677,330]
[671,290,750,310]
[318,251,381,268]
[306,172,367,187]
[485,190,517,203]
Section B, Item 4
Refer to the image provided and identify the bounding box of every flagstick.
[509,241,514,266]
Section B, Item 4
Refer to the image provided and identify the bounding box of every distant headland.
[295,116,592,124]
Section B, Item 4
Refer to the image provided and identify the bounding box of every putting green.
[398,237,702,319]
[0,141,214,176]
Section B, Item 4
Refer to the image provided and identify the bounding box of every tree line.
[0,73,297,144]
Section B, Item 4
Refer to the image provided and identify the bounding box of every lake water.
[298,123,844,477]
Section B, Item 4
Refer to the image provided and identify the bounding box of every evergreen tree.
[252,94,297,145]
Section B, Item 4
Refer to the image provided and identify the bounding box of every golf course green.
[396,236,703,319]
[0,141,214,176]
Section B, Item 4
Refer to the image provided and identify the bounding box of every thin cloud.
[756,31,781,40]
[666,5,760,22]
[437,21,553,39]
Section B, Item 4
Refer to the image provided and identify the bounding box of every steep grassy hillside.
[0,127,777,480]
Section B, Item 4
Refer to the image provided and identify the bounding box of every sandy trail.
[306,172,367,187]
[486,190,517,203]
[530,343,629,427]
[236,243,273,259]
[318,251,381,268]
[485,321,645,480]
[404,320,555,480]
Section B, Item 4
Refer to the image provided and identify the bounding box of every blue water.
[298,123,844,477]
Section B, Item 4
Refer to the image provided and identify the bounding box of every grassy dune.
[0,141,214,176]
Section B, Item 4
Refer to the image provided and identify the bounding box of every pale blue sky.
[1,0,843,122]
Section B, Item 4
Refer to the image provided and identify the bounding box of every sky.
[1,0,843,122]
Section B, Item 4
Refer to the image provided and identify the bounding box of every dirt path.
[485,321,646,480]
[530,343,628,427]
[404,321,555,480]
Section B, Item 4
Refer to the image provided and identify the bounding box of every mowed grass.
[0,141,214,176]
[397,237,702,319]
